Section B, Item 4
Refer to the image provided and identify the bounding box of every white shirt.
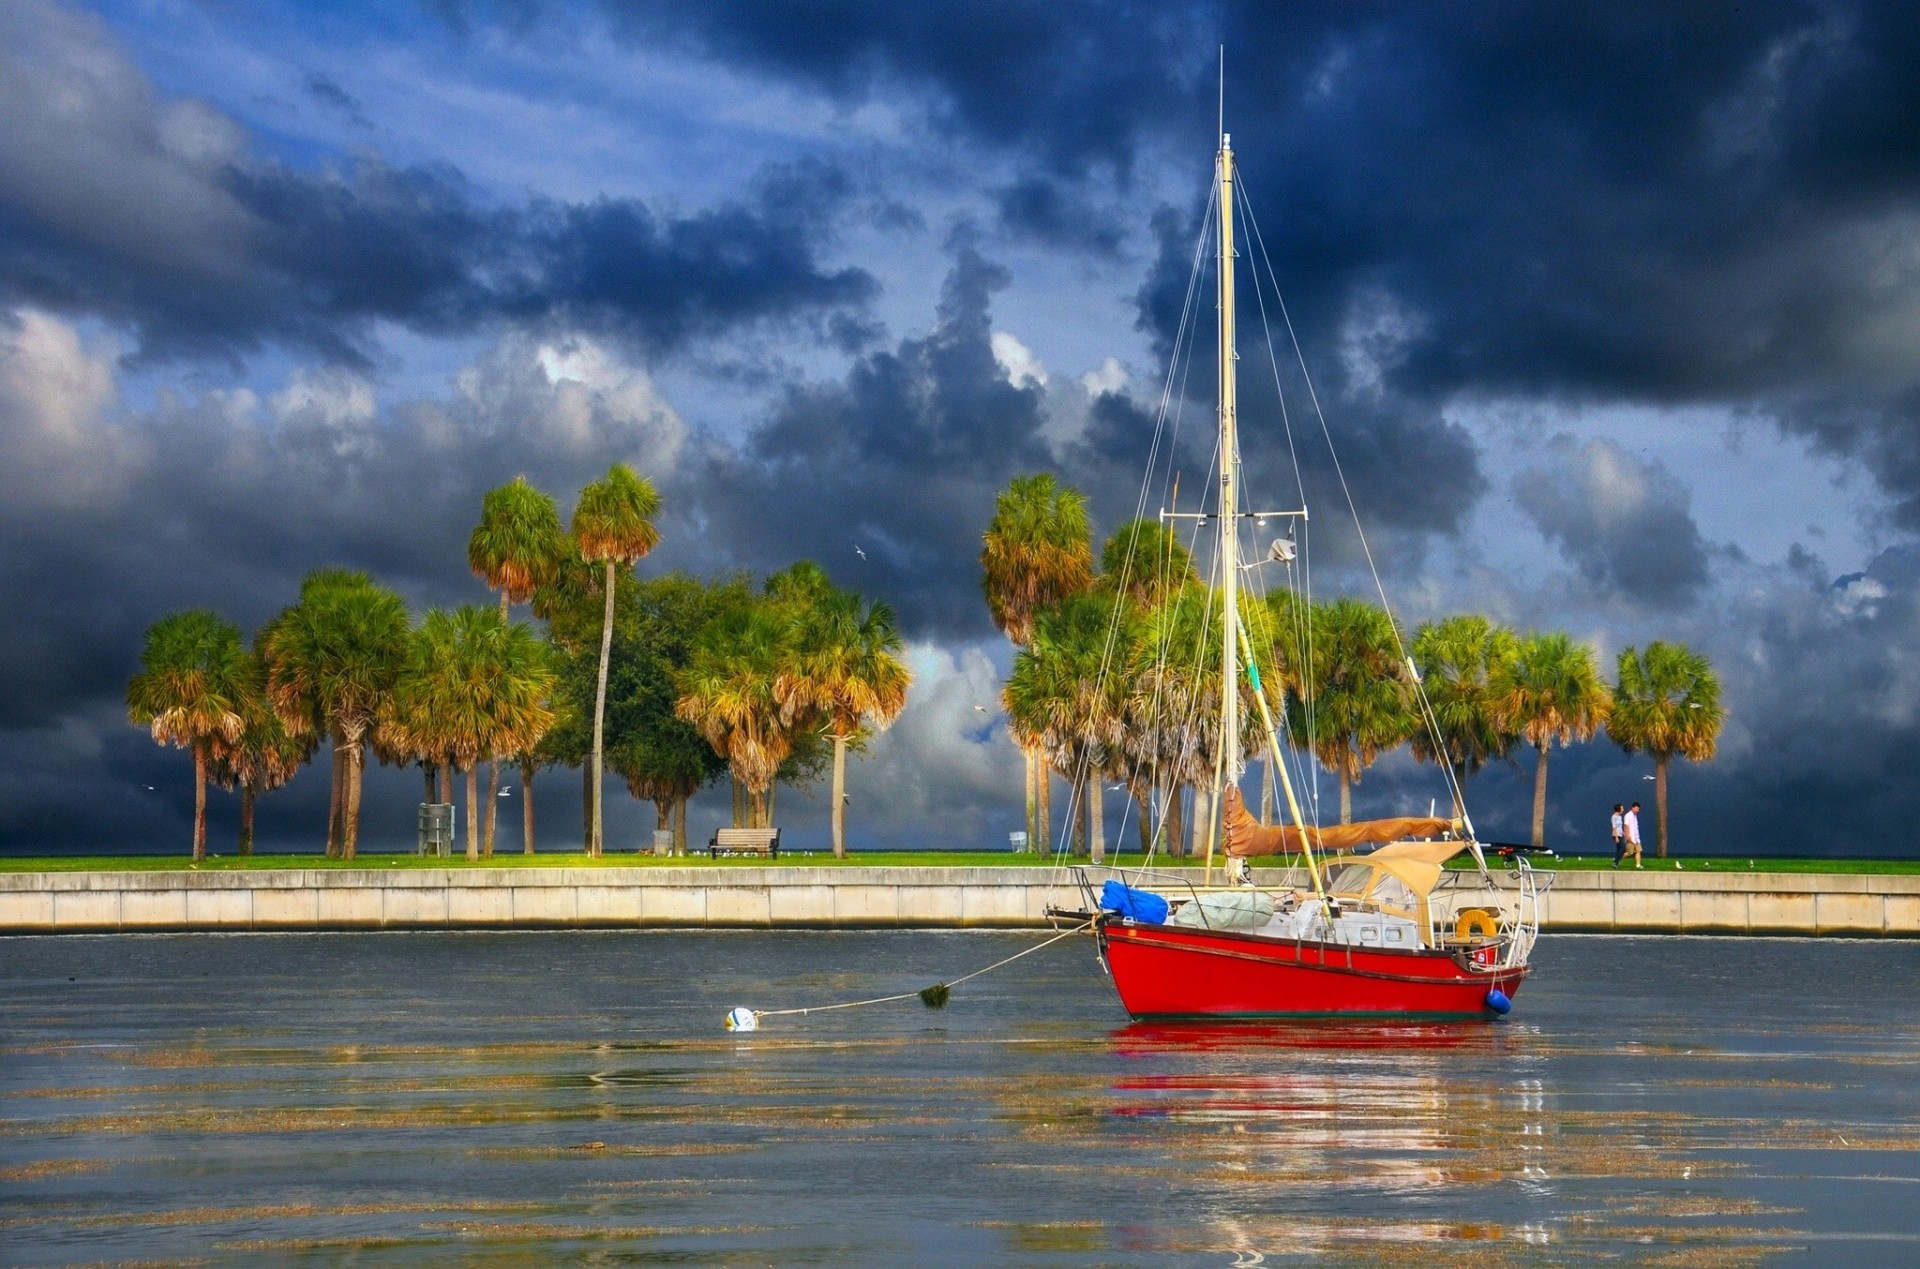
[1623,810,1641,844]
[1610,811,1624,837]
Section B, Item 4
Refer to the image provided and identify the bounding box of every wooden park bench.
[708,827,781,859]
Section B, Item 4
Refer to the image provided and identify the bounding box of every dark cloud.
[302,72,372,129]
[0,2,875,364]
[994,177,1126,257]
[1513,436,1711,608]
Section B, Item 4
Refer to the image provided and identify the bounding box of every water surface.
[3,932,1917,1264]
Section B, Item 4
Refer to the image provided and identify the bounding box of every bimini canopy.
[1221,787,1460,860]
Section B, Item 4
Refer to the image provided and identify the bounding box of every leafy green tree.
[470,477,566,854]
[383,607,557,860]
[1300,598,1415,825]
[260,570,411,859]
[572,464,662,857]
[127,610,251,861]
[1410,614,1519,816]
[604,574,735,851]
[1099,517,1197,608]
[1494,631,1612,849]
[982,474,1094,852]
[211,647,312,856]
[1006,590,1138,862]
[777,575,912,857]
[1608,641,1725,857]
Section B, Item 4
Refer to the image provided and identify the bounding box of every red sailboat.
[1051,122,1547,1022]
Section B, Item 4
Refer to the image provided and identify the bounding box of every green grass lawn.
[2,850,1918,873]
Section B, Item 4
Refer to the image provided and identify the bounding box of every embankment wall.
[0,866,1915,935]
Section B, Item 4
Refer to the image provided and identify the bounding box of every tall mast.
[1217,128,1241,817]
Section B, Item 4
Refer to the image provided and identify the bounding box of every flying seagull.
[972,704,989,713]
[853,543,867,560]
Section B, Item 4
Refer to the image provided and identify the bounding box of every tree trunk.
[750,786,768,829]
[240,784,256,857]
[192,743,208,862]
[1191,785,1211,860]
[1024,749,1037,852]
[831,732,849,859]
[424,764,435,804]
[483,760,499,857]
[589,560,616,858]
[1261,756,1275,825]
[438,760,451,805]
[1039,766,1053,853]
[732,775,744,828]
[1166,783,1185,858]
[1135,785,1153,857]
[673,795,687,856]
[1339,768,1352,826]
[582,762,592,850]
[767,779,777,826]
[1088,774,1105,864]
[465,765,480,861]
[1531,742,1550,849]
[521,759,536,854]
[1655,753,1671,858]
[1449,760,1465,819]
[342,741,361,861]
[325,743,343,858]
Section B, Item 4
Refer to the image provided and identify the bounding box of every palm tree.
[1410,615,1520,816]
[1099,518,1197,608]
[777,582,912,858]
[384,607,557,860]
[1005,590,1136,862]
[1301,598,1415,825]
[982,474,1093,852]
[260,570,411,860]
[470,477,565,855]
[211,648,312,856]
[1494,631,1612,849]
[1608,642,1725,858]
[126,611,251,861]
[676,599,795,827]
[572,464,662,857]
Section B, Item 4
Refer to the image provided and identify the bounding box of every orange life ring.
[1454,908,1499,940]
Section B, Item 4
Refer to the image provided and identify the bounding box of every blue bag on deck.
[1099,880,1170,925]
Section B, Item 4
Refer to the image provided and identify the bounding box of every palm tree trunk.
[1531,742,1550,849]
[750,786,768,829]
[192,743,207,862]
[326,743,343,858]
[521,758,537,854]
[1261,756,1275,825]
[1339,769,1352,826]
[589,560,616,858]
[1024,749,1037,852]
[582,762,592,850]
[768,779,777,826]
[1135,785,1153,857]
[732,775,744,828]
[1088,774,1105,864]
[438,760,452,805]
[483,760,499,857]
[673,795,687,855]
[1039,766,1053,853]
[240,784,256,857]
[423,764,435,803]
[1166,783,1185,858]
[1191,785,1211,860]
[831,732,849,859]
[1655,753,1671,858]
[343,741,361,861]
[465,764,480,861]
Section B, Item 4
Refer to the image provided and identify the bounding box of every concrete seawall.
[1,866,1916,935]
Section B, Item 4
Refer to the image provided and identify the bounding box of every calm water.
[3,932,1917,1265]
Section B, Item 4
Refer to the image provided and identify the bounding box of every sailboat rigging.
[1049,113,1548,1022]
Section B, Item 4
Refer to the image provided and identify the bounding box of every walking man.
[1611,803,1626,867]
[1623,801,1644,868]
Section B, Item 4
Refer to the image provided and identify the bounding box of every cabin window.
[1386,926,1406,943]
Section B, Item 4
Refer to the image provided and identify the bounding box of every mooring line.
[726,921,1094,1030]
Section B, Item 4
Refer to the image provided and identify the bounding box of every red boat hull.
[1099,917,1527,1020]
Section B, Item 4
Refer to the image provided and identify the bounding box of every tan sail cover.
[1221,787,1459,858]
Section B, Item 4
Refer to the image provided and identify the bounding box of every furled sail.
[1220,787,1460,858]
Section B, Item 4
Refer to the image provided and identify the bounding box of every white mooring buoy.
[724,1007,759,1032]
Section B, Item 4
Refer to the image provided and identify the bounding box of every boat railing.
[1430,856,1550,970]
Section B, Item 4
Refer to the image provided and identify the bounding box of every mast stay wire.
[1235,176,1474,836]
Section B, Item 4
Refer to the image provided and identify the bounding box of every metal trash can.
[652,829,674,857]
[418,803,455,856]
[1009,830,1029,853]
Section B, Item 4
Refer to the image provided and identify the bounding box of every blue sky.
[4,0,1919,856]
